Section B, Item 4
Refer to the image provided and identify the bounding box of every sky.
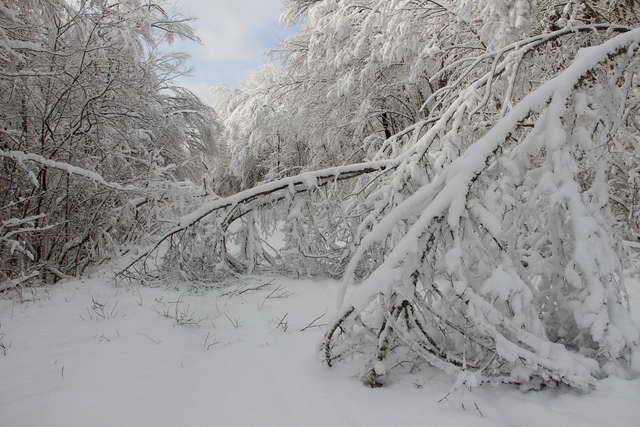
[164,0,296,106]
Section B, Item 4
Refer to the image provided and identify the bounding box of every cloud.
[161,0,293,101]
[175,78,217,106]
[184,0,284,62]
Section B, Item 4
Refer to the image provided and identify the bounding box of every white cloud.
[162,0,292,101]
[175,78,217,105]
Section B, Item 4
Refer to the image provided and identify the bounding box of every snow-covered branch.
[321,26,640,391]
[119,160,394,279]
[0,149,128,190]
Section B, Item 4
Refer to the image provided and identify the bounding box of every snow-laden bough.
[322,28,640,391]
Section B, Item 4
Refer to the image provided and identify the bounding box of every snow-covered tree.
[212,0,469,192]
[0,0,221,288]
[128,1,640,391]
[214,1,640,195]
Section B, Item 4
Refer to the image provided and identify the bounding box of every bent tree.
[322,29,640,391]
[125,7,640,391]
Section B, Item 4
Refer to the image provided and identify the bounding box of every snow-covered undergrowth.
[1,271,639,427]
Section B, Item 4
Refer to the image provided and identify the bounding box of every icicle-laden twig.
[323,28,640,391]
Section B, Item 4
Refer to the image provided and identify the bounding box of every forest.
[2,0,640,397]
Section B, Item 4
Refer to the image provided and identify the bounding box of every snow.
[176,160,392,229]
[338,27,640,311]
[0,149,125,190]
[481,267,513,300]
[1,272,639,427]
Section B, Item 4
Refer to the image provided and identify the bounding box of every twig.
[136,288,143,306]
[204,332,219,350]
[222,279,275,297]
[474,402,484,417]
[224,312,240,329]
[152,295,207,326]
[259,285,293,309]
[237,279,275,295]
[0,331,10,356]
[110,300,120,318]
[300,308,328,331]
[437,392,451,404]
[135,332,161,344]
[276,313,289,332]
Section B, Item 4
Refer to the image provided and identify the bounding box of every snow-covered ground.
[1,272,639,427]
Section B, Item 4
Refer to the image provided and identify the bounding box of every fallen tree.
[118,160,394,282]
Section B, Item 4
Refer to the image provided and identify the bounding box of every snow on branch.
[0,271,39,293]
[118,160,394,280]
[0,149,129,191]
[323,27,640,391]
[425,24,633,111]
